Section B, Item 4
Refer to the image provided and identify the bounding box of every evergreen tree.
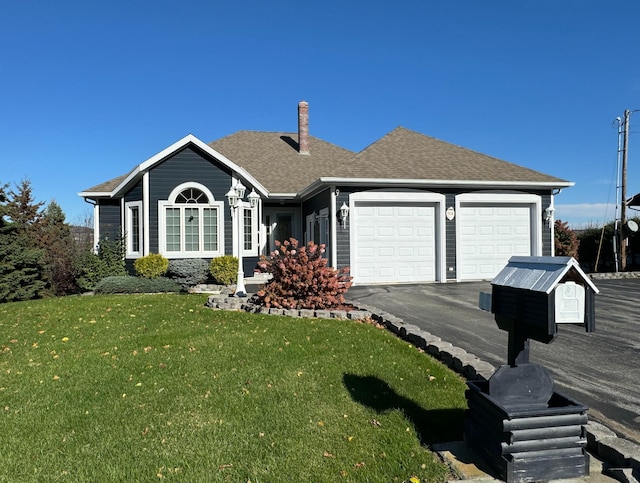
[40,201,77,296]
[0,181,46,302]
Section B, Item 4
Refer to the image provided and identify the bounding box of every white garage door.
[353,202,436,284]
[458,203,532,280]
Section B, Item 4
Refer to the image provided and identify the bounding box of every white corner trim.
[330,187,337,269]
[143,172,150,256]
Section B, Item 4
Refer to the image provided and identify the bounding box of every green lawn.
[0,294,467,482]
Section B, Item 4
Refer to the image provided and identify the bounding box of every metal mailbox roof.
[491,256,599,294]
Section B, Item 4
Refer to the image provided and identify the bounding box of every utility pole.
[621,109,630,271]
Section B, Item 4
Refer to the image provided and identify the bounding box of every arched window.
[159,183,224,257]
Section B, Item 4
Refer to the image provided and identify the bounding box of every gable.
[79,134,268,200]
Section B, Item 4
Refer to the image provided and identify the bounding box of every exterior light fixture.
[544,206,555,225]
[225,181,260,297]
[339,202,349,229]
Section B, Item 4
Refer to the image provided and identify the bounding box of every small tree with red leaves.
[256,238,352,310]
[555,219,580,259]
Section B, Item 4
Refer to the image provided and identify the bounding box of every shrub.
[554,219,579,259]
[210,256,238,285]
[255,238,352,310]
[134,253,169,279]
[73,237,127,292]
[167,258,210,288]
[94,276,182,294]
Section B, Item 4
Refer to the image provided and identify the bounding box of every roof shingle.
[81,126,569,197]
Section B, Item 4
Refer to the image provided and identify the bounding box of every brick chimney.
[298,101,309,155]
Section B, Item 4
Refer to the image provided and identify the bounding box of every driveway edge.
[205,292,640,482]
[349,300,640,483]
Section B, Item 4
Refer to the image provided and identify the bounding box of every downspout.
[83,197,99,253]
[550,189,562,256]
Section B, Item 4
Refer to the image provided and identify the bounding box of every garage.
[352,201,437,284]
[457,201,536,281]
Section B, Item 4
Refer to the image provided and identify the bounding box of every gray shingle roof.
[208,131,355,193]
[80,172,131,195]
[80,126,570,197]
[347,127,567,184]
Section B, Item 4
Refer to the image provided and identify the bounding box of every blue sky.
[2,1,639,228]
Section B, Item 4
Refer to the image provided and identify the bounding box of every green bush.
[94,276,182,294]
[209,256,238,285]
[134,253,169,279]
[73,237,127,292]
[167,258,210,288]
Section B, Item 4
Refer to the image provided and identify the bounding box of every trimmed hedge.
[210,256,238,285]
[134,253,169,279]
[94,276,182,294]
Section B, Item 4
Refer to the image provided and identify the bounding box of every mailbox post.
[466,256,599,483]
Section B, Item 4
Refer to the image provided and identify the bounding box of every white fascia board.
[315,177,574,190]
[266,193,298,200]
[77,191,113,198]
[89,134,270,199]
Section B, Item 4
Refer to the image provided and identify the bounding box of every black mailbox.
[490,256,598,365]
[466,256,599,482]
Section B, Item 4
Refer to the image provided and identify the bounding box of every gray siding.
[444,192,457,280]
[148,146,234,254]
[302,189,331,221]
[335,188,351,270]
[124,180,142,203]
[541,192,552,256]
[98,201,121,241]
[333,186,554,282]
[302,189,332,262]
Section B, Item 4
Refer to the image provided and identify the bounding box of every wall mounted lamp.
[339,202,349,229]
[544,206,555,226]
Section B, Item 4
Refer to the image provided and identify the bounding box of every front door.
[264,208,301,254]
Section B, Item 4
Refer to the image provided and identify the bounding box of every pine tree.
[0,181,46,302]
[40,201,77,295]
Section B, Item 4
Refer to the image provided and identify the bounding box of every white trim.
[158,182,225,258]
[330,187,337,269]
[349,191,447,285]
[93,203,100,253]
[125,201,143,258]
[168,181,216,204]
[455,192,542,281]
[79,134,269,199]
[240,201,259,257]
[143,172,150,256]
[295,178,574,199]
[305,212,315,244]
[319,207,329,248]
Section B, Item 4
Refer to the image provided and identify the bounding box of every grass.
[0,294,467,482]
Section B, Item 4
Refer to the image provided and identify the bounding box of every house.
[79,101,572,285]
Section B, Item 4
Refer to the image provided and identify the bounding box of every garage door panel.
[459,203,532,280]
[354,202,436,284]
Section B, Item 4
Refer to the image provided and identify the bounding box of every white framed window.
[158,183,224,258]
[240,201,259,256]
[125,201,143,258]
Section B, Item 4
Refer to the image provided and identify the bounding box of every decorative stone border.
[204,292,640,481]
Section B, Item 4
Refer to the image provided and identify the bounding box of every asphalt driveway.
[347,278,640,444]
